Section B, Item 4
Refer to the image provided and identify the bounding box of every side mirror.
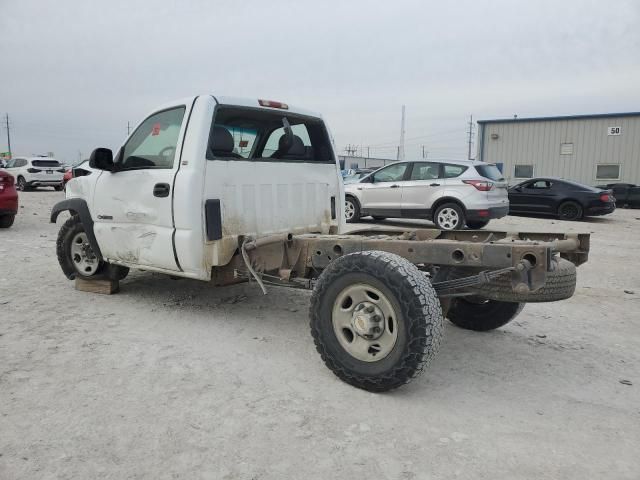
[513,185,522,191]
[362,175,373,183]
[89,148,114,171]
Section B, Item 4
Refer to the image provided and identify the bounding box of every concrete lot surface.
[1,191,639,479]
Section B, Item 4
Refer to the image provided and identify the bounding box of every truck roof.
[153,95,323,120]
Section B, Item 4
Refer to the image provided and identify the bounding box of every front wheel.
[344,197,361,223]
[54,184,64,191]
[434,203,465,230]
[310,250,443,392]
[56,215,129,281]
[447,298,524,331]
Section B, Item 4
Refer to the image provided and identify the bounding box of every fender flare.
[50,198,103,260]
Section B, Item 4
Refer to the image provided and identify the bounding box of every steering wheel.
[159,146,176,159]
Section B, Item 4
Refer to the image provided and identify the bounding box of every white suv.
[344,159,509,230]
[2,156,65,191]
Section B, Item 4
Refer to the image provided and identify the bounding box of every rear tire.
[558,201,583,220]
[466,220,490,229]
[17,176,28,191]
[310,251,443,392]
[434,203,465,230]
[345,197,361,223]
[0,215,15,228]
[447,298,524,331]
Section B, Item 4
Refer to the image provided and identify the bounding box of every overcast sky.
[1,0,639,163]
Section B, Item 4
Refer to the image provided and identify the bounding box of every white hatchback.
[2,156,65,191]
[344,159,509,230]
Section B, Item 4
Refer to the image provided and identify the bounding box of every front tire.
[558,201,583,220]
[344,196,361,223]
[434,203,465,230]
[54,184,64,191]
[57,215,104,279]
[310,251,443,392]
[447,298,524,331]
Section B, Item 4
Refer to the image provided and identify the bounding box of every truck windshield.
[208,107,334,163]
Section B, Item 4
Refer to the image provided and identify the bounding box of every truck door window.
[121,107,186,170]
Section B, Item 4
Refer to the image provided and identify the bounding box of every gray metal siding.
[478,115,640,185]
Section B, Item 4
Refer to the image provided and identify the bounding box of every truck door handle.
[430,183,440,187]
[153,183,170,197]
[390,184,400,188]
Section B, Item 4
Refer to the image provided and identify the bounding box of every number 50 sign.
[608,126,621,136]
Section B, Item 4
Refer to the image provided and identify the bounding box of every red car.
[0,170,19,228]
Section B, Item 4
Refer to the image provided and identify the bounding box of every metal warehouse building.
[476,112,640,186]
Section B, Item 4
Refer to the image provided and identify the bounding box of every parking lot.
[1,190,639,479]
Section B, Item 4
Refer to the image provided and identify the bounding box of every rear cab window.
[208,107,334,163]
[474,164,505,181]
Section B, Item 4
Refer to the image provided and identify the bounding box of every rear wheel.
[434,203,465,230]
[16,176,28,191]
[466,219,490,229]
[558,201,583,220]
[344,197,361,223]
[447,297,524,331]
[0,215,15,228]
[310,251,443,392]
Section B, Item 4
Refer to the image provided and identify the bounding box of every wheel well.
[557,199,583,211]
[432,197,466,219]
[345,194,361,209]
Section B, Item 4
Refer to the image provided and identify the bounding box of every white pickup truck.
[51,95,590,391]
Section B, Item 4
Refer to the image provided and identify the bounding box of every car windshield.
[475,164,504,181]
[32,160,61,168]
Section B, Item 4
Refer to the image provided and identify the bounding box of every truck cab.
[62,95,344,280]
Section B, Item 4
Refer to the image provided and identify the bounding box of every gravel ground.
[1,190,639,479]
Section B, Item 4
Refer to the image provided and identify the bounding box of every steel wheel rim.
[331,283,398,362]
[344,200,355,220]
[437,207,459,230]
[70,232,99,275]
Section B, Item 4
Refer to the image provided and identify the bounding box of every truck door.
[92,106,188,271]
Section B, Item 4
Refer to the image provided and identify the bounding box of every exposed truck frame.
[51,95,590,392]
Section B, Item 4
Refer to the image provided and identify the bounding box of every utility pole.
[398,105,406,161]
[366,146,370,158]
[467,114,475,160]
[127,121,131,135]
[4,113,11,158]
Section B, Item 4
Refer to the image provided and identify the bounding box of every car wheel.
[558,201,583,221]
[466,220,490,229]
[309,251,443,392]
[16,176,28,191]
[344,197,361,223]
[434,203,465,230]
[0,215,15,228]
[54,184,64,191]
